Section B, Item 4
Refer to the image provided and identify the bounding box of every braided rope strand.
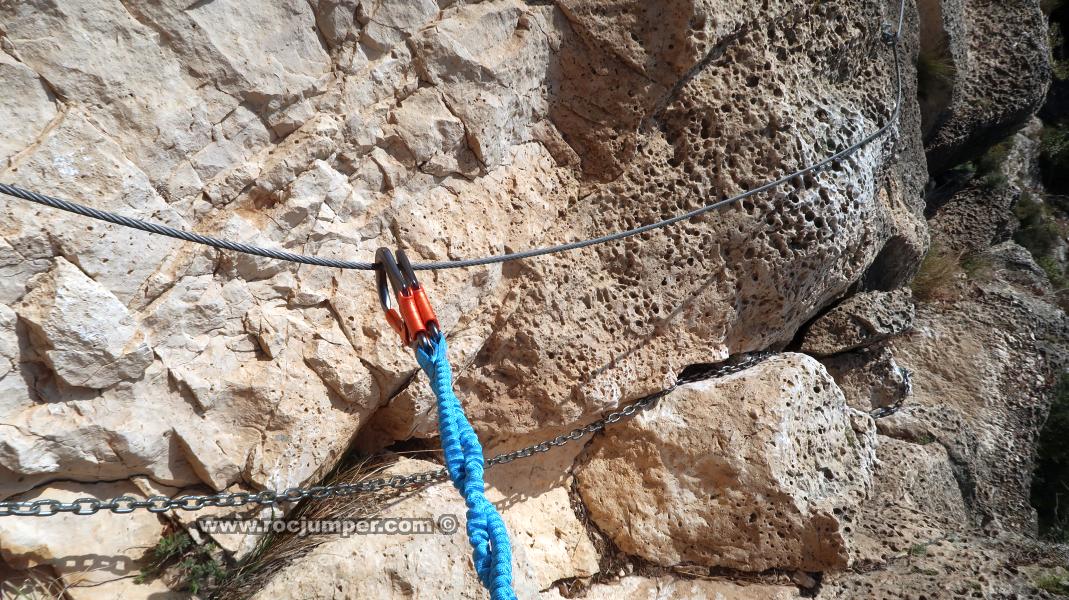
[416,333,515,600]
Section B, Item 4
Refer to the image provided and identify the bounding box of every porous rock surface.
[576,354,876,572]
[884,250,1068,532]
[918,0,1050,173]
[0,0,916,504]
[819,240,1069,598]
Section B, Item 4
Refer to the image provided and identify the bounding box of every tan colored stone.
[1,0,221,181]
[872,437,966,524]
[411,1,554,169]
[576,354,876,572]
[359,0,439,52]
[887,265,1066,531]
[0,481,182,600]
[17,257,152,389]
[0,109,185,305]
[823,533,1069,599]
[919,0,1050,172]
[249,458,597,599]
[0,50,58,165]
[541,576,801,600]
[0,0,922,505]
[392,88,480,177]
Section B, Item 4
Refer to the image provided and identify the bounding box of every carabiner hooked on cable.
[375,247,441,353]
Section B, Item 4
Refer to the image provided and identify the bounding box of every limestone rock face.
[451,0,926,446]
[800,289,915,357]
[919,0,1050,172]
[822,248,1069,596]
[884,256,1068,532]
[12,0,1052,596]
[871,436,968,527]
[823,532,1069,599]
[0,0,921,503]
[17,257,153,389]
[248,458,599,599]
[576,354,876,572]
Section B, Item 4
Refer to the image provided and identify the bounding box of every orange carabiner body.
[375,248,440,350]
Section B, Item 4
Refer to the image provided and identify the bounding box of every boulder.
[919,0,1050,172]
[800,289,915,357]
[17,257,152,389]
[576,354,876,572]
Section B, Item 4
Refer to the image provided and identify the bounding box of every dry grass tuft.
[212,454,440,600]
[0,566,69,600]
[911,243,964,302]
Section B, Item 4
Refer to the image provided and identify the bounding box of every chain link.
[868,364,911,419]
[869,395,906,419]
[0,351,904,517]
[2,350,906,518]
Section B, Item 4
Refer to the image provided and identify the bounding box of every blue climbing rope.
[416,331,516,600]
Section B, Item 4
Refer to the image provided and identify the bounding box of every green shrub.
[1014,192,1063,257]
[972,141,1013,190]
[1032,374,1069,542]
[1040,123,1069,193]
[1052,23,1069,80]
[916,45,956,99]
[976,141,1011,176]
[960,254,994,282]
[1035,571,1069,596]
[136,531,226,595]
[1039,255,1068,290]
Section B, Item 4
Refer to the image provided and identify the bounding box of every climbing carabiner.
[375,247,440,353]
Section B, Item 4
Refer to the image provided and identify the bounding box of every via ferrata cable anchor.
[375,247,441,354]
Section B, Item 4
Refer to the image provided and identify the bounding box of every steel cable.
[0,0,905,271]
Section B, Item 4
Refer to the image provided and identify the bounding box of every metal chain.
[0,352,774,518]
[869,394,907,419]
[0,349,906,517]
